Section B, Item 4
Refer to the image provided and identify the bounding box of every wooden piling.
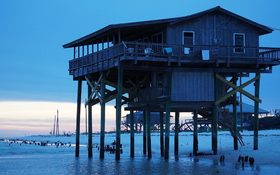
[88,83,93,158]
[143,110,147,155]
[233,78,238,150]
[254,73,260,150]
[212,74,218,155]
[100,72,105,159]
[174,112,179,157]
[193,110,198,156]
[164,103,170,160]
[160,111,164,157]
[75,79,82,157]
[130,109,135,158]
[115,65,123,160]
[147,110,152,158]
[212,105,218,155]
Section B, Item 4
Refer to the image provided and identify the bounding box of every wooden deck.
[69,42,280,78]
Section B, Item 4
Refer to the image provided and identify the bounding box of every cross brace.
[85,75,103,104]
[215,74,261,105]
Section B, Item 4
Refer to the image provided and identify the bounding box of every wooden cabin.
[63,6,280,160]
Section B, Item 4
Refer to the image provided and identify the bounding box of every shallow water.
[0,145,278,175]
[1,132,280,175]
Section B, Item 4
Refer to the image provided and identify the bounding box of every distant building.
[122,111,170,132]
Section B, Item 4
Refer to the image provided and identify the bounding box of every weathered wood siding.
[166,13,259,58]
[171,72,214,101]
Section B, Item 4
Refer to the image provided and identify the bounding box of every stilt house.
[63,6,280,159]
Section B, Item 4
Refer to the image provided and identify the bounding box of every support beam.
[147,110,152,159]
[100,72,105,159]
[115,65,123,160]
[254,73,260,150]
[240,77,244,132]
[160,111,164,157]
[130,110,135,158]
[75,80,82,157]
[233,77,238,150]
[212,105,218,155]
[174,112,179,157]
[193,110,198,156]
[164,103,170,160]
[212,73,219,155]
[143,110,147,155]
[88,83,93,158]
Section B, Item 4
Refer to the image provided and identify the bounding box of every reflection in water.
[0,152,279,175]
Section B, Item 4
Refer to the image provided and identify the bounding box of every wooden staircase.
[219,108,245,146]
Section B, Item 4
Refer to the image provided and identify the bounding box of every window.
[233,33,245,53]
[182,31,194,46]
[152,33,163,43]
[182,31,194,54]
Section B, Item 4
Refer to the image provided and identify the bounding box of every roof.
[225,103,269,114]
[63,6,273,48]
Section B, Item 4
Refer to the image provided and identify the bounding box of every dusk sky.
[0,0,280,137]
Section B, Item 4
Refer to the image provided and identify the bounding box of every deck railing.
[69,42,280,76]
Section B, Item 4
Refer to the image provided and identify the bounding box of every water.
[1,132,280,174]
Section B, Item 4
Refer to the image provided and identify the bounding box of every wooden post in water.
[164,103,170,160]
[212,105,218,155]
[143,110,147,155]
[100,72,105,159]
[130,109,135,158]
[147,109,152,158]
[88,83,93,158]
[233,77,238,150]
[193,110,198,156]
[212,74,218,155]
[160,111,164,157]
[174,112,179,157]
[115,65,123,160]
[75,79,82,157]
[254,73,260,150]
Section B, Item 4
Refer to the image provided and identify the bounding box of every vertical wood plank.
[164,103,170,160]
[147,110,152,158]
[212,105,218,155]
[160,111,164,157]
[143,110,147,155]
[212,73,218,155]
[254,73,260,150]
[75,80,82,157]
[130,109,135,158]
[174,112,179,157]
[233,76,238,150]
[100,72,105,159]
[88,83,93,158]
[115,65,123,160]
[74,47,76,59]
[193,110,198,156]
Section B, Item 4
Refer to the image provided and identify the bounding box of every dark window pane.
[184,32,193,37]
[234,34,245,53]
[183,32,194,45]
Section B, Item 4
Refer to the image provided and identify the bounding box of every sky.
[0,0,280,137]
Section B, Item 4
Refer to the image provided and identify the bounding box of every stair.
[218,108,245,146]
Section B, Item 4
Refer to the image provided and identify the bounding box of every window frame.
[182,31,195,46]
[233,33,245,54]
